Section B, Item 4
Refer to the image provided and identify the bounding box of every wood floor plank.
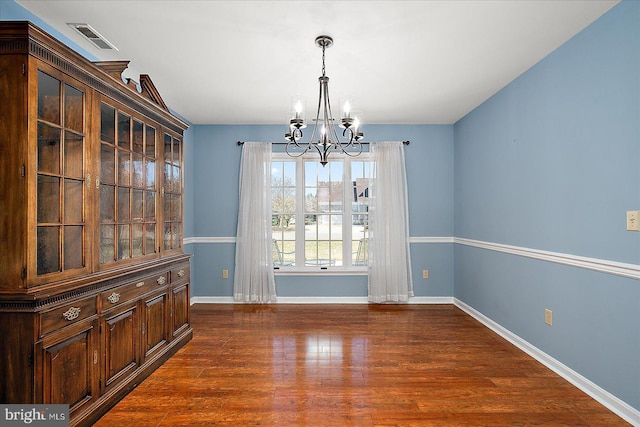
[94,304,628,426]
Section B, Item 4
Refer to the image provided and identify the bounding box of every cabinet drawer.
[101,272,169,309]
[40,296,97,336]
[171,264,190,282]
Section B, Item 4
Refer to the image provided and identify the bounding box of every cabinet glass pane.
[38,124,61,174]
[64,131,84,178]
[132,224,143,258]
[173,223,181,249]
[172,194,181,221]
[172,139,181,166]
[145,126,156,157]
[145,191,155,221]
[100,185,115,222]
[164,134,172,161]
[100,225,115,263]
[132,153,144,188]
[118,188,130,222]
[132,189,143,221]
[37,176,60,223]
[133,120,144,153]
[163,223,171,250]
[118,112,130,149]
[145,223,156,255]
[38,71,60,124]
[163,163,172,193]
[117,225,130,260]
[101,144,115,184]
[100,103,115,143]
[64,179,83,223]
[117,151,131,186]
[145,159,155,189]
[37,226,60,274]
[163,194,171,222]
[64,226,83,269]
[64,84,83,133]
[172,165,180,191]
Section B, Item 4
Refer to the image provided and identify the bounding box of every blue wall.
[188,124,455,298]
[454,0,639,412]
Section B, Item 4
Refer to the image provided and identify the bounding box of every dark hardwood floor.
[95,304,628,426]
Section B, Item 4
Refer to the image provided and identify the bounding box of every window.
[271,153,373,270]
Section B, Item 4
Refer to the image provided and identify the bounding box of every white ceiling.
[17,0,618,125]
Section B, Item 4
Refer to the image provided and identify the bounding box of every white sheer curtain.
[368,141,413,303]
[233,142,277,303]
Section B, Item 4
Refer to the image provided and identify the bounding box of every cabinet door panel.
[103,303,139,390]
[39,320,97,414]
[143,292,168,359]
[172,283,190,338]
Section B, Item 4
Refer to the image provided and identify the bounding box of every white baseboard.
[191,296,454,305]
[454,298,640,426]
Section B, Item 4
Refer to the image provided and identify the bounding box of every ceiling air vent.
[67,23,118,50]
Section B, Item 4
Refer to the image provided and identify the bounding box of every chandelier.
[285,35,363,166]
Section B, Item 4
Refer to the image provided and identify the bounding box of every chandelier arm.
[285,141,308,158]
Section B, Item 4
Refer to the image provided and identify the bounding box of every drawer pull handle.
[107,292,121,304]
[157,276,166,285]
[136,281,145,288]
[62,306,81,321]
[177,269,185,278]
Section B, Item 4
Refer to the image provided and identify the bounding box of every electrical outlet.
[422,269,429,279]
[627,210,640,231]
[544,309,553,326]
[222,269,229,279]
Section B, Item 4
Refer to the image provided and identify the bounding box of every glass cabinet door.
[99,102,158,265]
[36,70,88,276]
[163,133,182,251]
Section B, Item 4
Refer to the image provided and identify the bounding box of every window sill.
[274,268,368,276]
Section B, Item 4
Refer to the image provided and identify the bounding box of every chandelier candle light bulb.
[285,35,364,166]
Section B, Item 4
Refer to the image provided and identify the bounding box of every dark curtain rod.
[237,140,410,146]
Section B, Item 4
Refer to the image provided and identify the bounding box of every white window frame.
[271,151,371,275]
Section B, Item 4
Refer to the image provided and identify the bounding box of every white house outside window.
[271,153,372,270]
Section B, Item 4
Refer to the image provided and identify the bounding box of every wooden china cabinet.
[0,22,192,426]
